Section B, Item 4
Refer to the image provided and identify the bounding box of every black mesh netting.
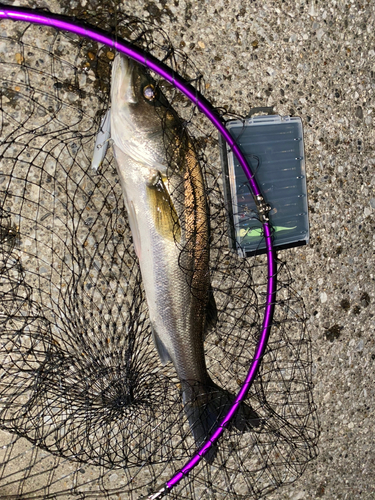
[0,6,319,499]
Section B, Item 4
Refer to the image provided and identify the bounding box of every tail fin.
[183,381,262,463]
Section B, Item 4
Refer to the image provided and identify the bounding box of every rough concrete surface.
[0,0,374,499]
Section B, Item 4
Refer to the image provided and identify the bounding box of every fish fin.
[151,325,172,365]
[146,174,181,242]
[184,395,219,464]
[205,286,217,334]
[183,381,262,463]
[205,382,262,432]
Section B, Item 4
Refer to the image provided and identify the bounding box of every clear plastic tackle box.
[219,114,309,256]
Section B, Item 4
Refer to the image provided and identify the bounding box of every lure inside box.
[220,115,309,256]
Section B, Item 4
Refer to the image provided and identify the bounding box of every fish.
[110,54,260,460]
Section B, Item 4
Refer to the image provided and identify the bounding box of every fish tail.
[183,381,262,463]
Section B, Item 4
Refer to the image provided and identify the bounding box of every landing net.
[0,6,318,499]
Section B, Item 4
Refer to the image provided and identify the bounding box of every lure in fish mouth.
[109,53,260,460]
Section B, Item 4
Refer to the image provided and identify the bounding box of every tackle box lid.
[219,113,309,256]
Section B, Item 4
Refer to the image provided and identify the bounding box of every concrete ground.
[0,0,374,499]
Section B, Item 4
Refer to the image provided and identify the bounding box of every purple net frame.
[0,4,277,497]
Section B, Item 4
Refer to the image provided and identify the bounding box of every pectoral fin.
[146,173,181,242]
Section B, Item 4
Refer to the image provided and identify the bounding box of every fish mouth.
[112,53,138,104]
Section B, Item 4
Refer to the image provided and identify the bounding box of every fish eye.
[143,84,156,101]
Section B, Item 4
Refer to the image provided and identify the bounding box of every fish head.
[111,53,178,171]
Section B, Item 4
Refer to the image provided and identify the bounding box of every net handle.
[0,4,277,495]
